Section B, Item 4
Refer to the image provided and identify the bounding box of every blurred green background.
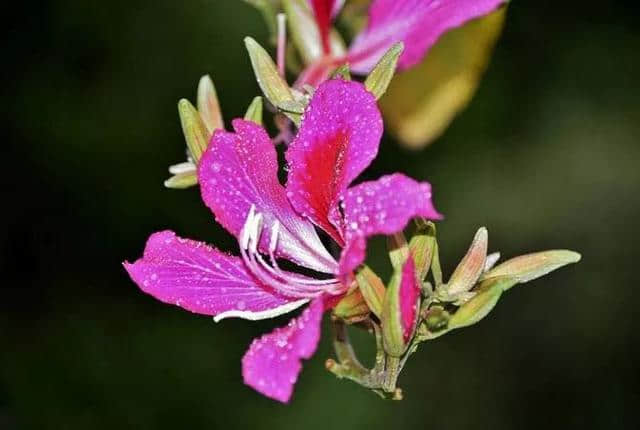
[2,1,639,429]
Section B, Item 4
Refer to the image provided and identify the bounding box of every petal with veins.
[123,231,308,320]
[286,79,382,243]
[348,0,507,73]
[198,119,336,274]
[242,298,324,403]
[338,174,442,280]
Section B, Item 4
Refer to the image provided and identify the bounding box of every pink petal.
[285,79,383,244]
[347,0,507,73]
[338,173,442,280]
[309,0,336,54]
[242,298,324,403]
[123,231,308,321]
[399,256,420,342]
[198,119,336,274]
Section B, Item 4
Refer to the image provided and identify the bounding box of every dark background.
[2,1,639,429]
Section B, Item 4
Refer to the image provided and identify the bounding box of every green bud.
[423,306,450,332]
[164,171,198,189]
[448,277,513,329]
[381,259,419,357]
[244,96,264,125]
[355,266,386,319]
[333,286,370,323]
[387,232,409,271]
[480,250,581,288]
[447,227,488,296]
[364,42,404,100]
[177,99,209,162]
[244,37,296,111]
[197,75,223,134]
[330,64,352,81]
[408,221,437,281]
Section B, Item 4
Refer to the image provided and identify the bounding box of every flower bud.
[382,257,420,357]
[365,42,404,100]
[244,96,264,125]
[333,285,370,323]
[408,220,437,281]
[448,276,514,329]
[446,227,488,296]
[423,306,450,332]
[177,99,209,162]
[197,75,224,134]
[355,265,385,319]
[387,232,409,271]
[480,250,581,287]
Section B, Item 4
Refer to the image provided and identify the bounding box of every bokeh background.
[2,1,639,429]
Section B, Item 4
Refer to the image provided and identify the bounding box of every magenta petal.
[198,119,336,273]
[338,173,442,279]
[123,231,308,321]
[399,257,419,342]
[242,298,324,403]
[347,0,507,73]
[285,79,383,243]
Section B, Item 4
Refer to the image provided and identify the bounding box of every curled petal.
[198,119,336,273]
[347,0,507,73]
[338,174,442,280]
[123,231,307,321]
[286,79,383,243]
[242,298,324,403]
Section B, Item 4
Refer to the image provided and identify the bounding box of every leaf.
[380,8,507,148]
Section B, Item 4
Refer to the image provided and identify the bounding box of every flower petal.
[347,0,507,73]
[285,79,383,243]
[123,231,308,321]
[242,298,324,403]
[338,173,442,280]
[198,119,336,273]
[309,0,336,54]
[399,256,420,342]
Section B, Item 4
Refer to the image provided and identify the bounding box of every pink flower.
[303,0,507,85]
[123,79,441,403]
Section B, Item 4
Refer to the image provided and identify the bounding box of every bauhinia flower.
[124,78,441,403]
[300,0,508,86]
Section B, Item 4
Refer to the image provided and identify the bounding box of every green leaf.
[380,8,507,148]
[480,250,581,288]
[355,265,385,319]
[364,42,404,100]
[446,227,488,296]
[177,99,209,162]
[244,96,264,125]
[197,75,223,134]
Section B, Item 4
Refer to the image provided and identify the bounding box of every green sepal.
[164,171,198,189]
[381,262,411,357]
[408,220,437,281]
[387,232,409,271]
[480,250,581,288]
[333,285,370,323]
[355,265,385,319]
[448,276,514,329]
[244,36,301,125]
[177,99,209,162]
[364,42,404,100]
[330,64,352,81]
[244,96,264,125]
[446,227,488,296]
[197,75,223,134]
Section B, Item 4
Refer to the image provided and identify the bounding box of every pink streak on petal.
[285,79,383,244]
[198,119,336,274]
[310,0,335,54]
[242,298,324,403]
[347,0,507,73]
[338,173,442,280]
[123,231,302,318]
[399,256,419,342]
